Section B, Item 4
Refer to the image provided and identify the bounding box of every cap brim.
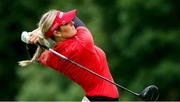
[63,9,77,23]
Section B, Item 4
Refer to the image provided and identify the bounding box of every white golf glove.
[21,31,31,44]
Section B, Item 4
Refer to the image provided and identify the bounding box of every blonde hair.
[18,10,57,67]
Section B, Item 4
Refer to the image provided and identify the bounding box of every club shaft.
[48,48,139,96]
[38,43,139,96]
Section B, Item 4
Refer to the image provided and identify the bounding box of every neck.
[54,36,65,43]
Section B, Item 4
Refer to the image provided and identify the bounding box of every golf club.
[21,31,160,101]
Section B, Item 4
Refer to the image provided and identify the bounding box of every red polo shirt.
[38,26,119,98]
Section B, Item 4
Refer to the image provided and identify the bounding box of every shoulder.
[76,26,91,35]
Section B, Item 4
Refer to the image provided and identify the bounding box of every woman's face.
[58,21,77,39]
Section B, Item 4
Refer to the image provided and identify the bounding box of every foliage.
[0,0,180,101]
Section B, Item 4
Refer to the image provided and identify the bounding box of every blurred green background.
[0,0,180,101]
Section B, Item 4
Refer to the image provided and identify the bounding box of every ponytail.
[18,10,57,67]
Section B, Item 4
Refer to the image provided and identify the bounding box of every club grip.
[37,43,49,50]
[21,31,31,44]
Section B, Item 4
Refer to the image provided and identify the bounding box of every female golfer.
[19,9,119,101]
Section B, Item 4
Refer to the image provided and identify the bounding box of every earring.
[71,21,75,24]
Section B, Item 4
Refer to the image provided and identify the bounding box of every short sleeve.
[76,26,94,50]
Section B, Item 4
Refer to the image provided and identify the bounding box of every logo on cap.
[59,12,63,18]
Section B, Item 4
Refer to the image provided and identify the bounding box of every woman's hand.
[29,28,41,44]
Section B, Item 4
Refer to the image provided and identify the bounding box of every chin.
[65,31,77,39]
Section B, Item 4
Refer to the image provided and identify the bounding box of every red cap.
[45,9,77,38]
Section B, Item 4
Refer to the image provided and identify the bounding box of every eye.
[63,23,69,26]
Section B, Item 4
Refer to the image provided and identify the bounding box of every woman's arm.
[73,16,86,28]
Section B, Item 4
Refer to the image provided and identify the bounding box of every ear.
[53,30,61,37]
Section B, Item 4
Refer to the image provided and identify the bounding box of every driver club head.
[139,85,159,101]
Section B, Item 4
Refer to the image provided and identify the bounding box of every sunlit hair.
[18,10,57,67]
[38,10,57,36]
